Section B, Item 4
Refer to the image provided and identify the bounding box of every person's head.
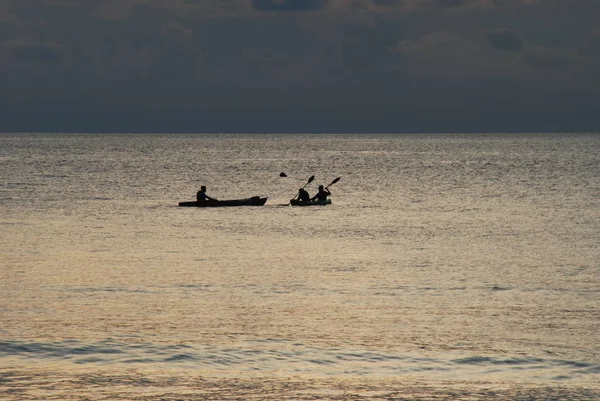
[201,185,206,192]
[318,185,324,190]
[299,188,304,192]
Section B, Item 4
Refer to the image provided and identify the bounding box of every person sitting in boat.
[310,185,331,202]
[197,185,216,203]
[296,188,310,202]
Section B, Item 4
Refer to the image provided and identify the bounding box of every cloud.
[6,40,66,63]
[334,18,405,71]
[251,0,328,12]
[579,29,600,59]
[371,0,404,7]
[331,0,544,13]
[489,0,526,5]
[524,46,579,69]
[0,21,23,41]
[1,0,599,132]
[486,29,524,52]
[0,1,16,23]
[395,32,488,78]
[162,22,193,40]
[430,0,471,8]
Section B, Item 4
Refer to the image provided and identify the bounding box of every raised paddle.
[325,177,340,190]
[303,175,315,189]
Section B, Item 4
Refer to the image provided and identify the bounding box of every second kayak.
[290,199,332,206]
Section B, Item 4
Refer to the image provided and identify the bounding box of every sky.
[1,0,599,133]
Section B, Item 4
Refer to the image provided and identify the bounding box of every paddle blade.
[326,177,340,188]
[301,175,315,190]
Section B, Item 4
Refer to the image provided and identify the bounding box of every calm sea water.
[1,133,599,400]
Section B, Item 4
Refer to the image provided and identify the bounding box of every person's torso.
[316,191,328,200]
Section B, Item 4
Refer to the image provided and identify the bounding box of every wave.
[1,339,598,381]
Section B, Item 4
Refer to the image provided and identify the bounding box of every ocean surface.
[1,133,599,400]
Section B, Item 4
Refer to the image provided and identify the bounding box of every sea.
[1,133,599,400]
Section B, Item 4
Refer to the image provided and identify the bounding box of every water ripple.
[1,339,598,382]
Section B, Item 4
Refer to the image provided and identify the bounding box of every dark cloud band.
[486,29,524,52]
[251,0,328,12]
[8,43,66,63]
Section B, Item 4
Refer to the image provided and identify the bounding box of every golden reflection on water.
[2,366,599,401]
[1,133,599,400]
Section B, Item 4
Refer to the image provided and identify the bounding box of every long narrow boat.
[179,196,268,207]
[290,199,332,206]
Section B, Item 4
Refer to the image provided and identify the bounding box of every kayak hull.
[290,199,332,206]
[179,196,268,207]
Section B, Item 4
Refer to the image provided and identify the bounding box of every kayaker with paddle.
[289,175,315,204]
[310,185,331,202]
[197,185,217,203]
[296,188,310,202]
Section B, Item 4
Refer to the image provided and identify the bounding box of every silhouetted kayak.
[290,199,332,206]
[179,196,268,207]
